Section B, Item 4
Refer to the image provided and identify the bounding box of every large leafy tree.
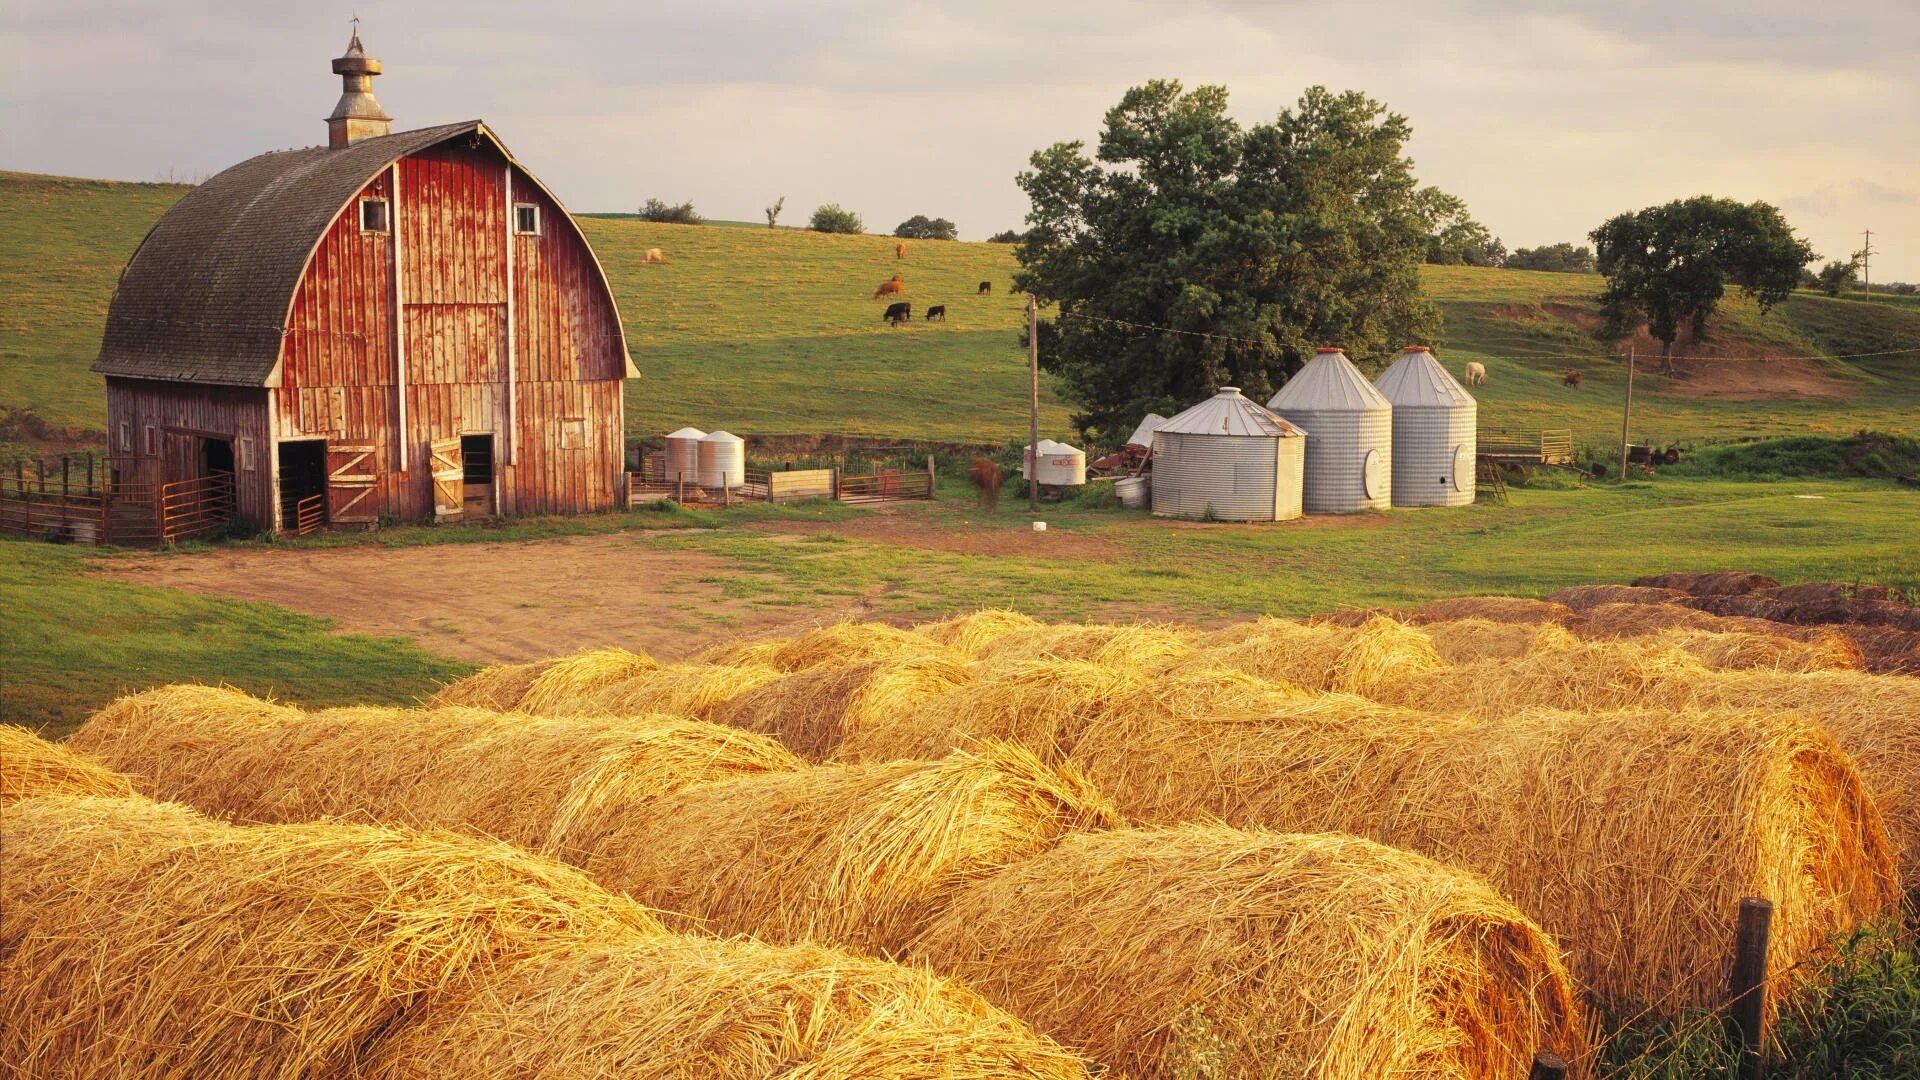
[894,215,958,240]
[1590,197,1815,372]
[1013,81,1440,440]
[1417,187,1505,266]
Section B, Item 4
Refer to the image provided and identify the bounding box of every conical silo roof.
[1375,346,1475,408]
[1157,388,1306,438]
[1267,348,1391,413]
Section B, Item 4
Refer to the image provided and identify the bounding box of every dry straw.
[66,684,304,809]
[835,659,1152,763]
[711,655,974,760]
[914,608,1044,656]
[1546,583,1691,612]
[1188,615,1445,704]
[1410,595,1577,625]
[1575,601,1789,639]
[1069,691,1899,1019]
[428,658,550,710]
[514,646,660,714]
[371,934,1095,1080]
[910,825,1592,1080]
[581,744,1122,956]
[1421,618,1582,664]
[571,661,786,720]
[0,724,134,803]
[699,621,956,672]
[1650,627,1864,673]
[976,621,1197,670]
[0,795,664,1079]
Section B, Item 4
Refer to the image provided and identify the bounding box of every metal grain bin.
[1151,388,1306,522]
[1374,345,1476,507]
[1266,348,1393,514]
[697,430,746,489]
[664,427,706,484]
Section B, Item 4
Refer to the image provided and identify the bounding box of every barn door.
[327,443,378,524]
[430,437,464,521]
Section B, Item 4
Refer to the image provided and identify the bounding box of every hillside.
[5,170,1918,452]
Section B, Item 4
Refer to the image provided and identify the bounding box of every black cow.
[977,280,992,295]
[882,301,911,325]
[926,305,947,322]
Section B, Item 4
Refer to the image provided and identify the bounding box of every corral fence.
[627,454,937,508]
[0,454,231,547]
[1479,428,1575,466]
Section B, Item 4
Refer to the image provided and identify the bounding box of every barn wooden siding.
[104,379,274,526]
[271,142,626,526]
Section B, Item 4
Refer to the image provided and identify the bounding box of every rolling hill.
[5,169,1918,454]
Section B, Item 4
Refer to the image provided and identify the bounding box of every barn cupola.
[325,26,392,148]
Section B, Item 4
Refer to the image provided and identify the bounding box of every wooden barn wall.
[104,378,273,527]
[401,145,506,305]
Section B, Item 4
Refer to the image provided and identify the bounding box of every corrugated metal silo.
[1266,347,1393,513]
[664,427,706,484]
[1150,388,1306,522]
[1374,346,1476,506]
[697,430,746,489]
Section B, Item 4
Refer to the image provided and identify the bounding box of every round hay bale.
[580,745,1122,956]
[67,685,304,809]
[1575,601,1747,639]
[1420,619,1581,664]
[570,661,785,720]
[833,660,1156,764]
[515,647,660,714]
[1187,615,1444,704]
[1401,638,1712,716]
[427,659,549,710]
[1069,697,1899,1018]
[0,795,664,1078]
[371,934,1094,1080]
[975,622,1197,670]
[1634,570,1779,596]
[1650,627,1864,673]
[1834,625,1920,675]
[1408,595,1576,625]
[0,725,134,803]
[698,621,955,672]
[1681,593,1800,623]
[909,825,1591,1080]
[1545,583,1690,612]
[914,609,1045,657]
[711,655,973,761]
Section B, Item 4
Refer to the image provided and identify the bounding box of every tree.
[765,195,785,229]
[894,215,959,240]
[986,229,1029,244]
[1507,243,1597,273]
[639,198,702,225]
[809,204,863,234]
[1591,196,1816,373]
[1416,187,1505,266]
[1013,81,1440,441]
[1815,257,1861,297]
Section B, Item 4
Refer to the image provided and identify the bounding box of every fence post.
[1728,896,1772,1080]
[37,458,46,495]
[60,455,70,520]
[86,452,95,495]
[927,453,936,494]
[1527,1052,1569,1080]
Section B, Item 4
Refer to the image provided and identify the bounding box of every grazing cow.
[968,457,1002,510]
[874,274,906,300]
[926,305,947,322]
[642,248,666,264]
[883,301,912,325]
[978,280,992,296]
[1562,369,1584,389]
[896,242,907,259]
[1463,362,1487,385]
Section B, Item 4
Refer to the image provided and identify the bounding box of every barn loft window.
[514,203,541,235]
[239,438,257,472]
[118,422,131,452]
[360,197,390,233]
[143,425,158,456]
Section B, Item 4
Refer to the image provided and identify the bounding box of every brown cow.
[968,458,1002,510]
[1562,369,1584,390]
[874,274,906,300]
[896,242,907,259]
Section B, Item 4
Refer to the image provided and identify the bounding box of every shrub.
[809,204,864,234]
[894,215,958,240]
[1663,431,1920,481]
[638,199,702,225]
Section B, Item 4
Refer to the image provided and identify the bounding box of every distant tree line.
[638,198,702,225]
[1506,243,1598,273]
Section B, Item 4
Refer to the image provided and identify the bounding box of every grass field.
[7,170,1918,452]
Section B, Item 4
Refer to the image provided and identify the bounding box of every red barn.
[93,31,635,538]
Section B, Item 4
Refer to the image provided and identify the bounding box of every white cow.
[1463,362,1487,386]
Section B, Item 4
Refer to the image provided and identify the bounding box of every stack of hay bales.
[914,609,1044,656]
[836,660,1155,763]
[1188,615,1445,704]
[911,825,1590,1079]
[712,655,974,760]
[0,725,134,803]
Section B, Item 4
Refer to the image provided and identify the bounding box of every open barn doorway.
[461,434,496,517]
[278,439,328,535]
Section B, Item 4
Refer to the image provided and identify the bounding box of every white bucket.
[1114,475,1149,510]
[1032,521,1047,532]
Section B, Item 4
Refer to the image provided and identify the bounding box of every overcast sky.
[5,1,1916,279]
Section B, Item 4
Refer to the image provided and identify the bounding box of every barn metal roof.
[1124,412,1167,448]
[1374,347,1476,408]
[1156,388,1306,438]
[1267,349,1392,413]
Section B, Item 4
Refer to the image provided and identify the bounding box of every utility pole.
[1860,228,1875,297]
[1618,345,1636,482]
[1027,293,1041,513]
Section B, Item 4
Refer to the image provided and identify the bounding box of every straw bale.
[1835,625,1920,675]
[910,825,1591,1080]
[372,934,1094,1080]
[1546,583,1689,612]
[1681,593,1801,623]
[1650,627,1864,673]
[428,659,549,709]
[581,744,1122,955]
[914,608,1045,656]
[1634,570,1779,596]
[1400,638,1712,716]
[0,795,664,1079]
[836,659,1151,763]
[699,620,957,672]
[1187,615,1445,704]
[571,661,785,719]
[514,646,660,714]
[1421,619,1581,664]
[66,684,305,808]
[1409,595,1576,625]
[0,724,134,803]
[975,622,1197,670]
[1070,696,1899,1018]
[711,655,974,760]
[1576,601,1760,638]
[1766,581,1906,605]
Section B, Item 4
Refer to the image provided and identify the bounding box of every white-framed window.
[143,424,158,456]
[239,437,257,472]
[513,203,541,235]
[360,197,391,233]
[118,421,131,452]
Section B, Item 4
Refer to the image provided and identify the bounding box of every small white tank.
[1022,440,1087,486]
[697,430,745,489]
[664,427,706,483]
